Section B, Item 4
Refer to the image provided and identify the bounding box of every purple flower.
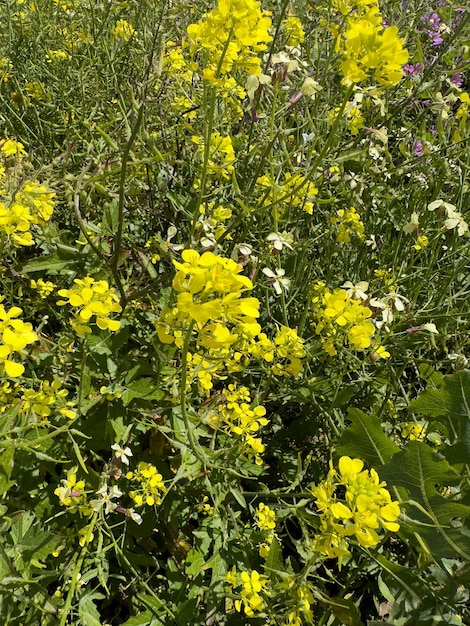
[404,63,423,76]
[450,74,464,88]
[412,141,424,157]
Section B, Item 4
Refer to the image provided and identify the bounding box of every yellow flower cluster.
[255,502,276,556]
[311,456,400,558]
[163,41,198,83]
[282,16,305,47]
[0,303,37,377]
[313,284,380,356]
[126,462,166,507]
[338,3,409,86]
[186,0,272,87]
[30,278,56,298]
[271,326,306,377]
[331,206,365,243]
[328,102,365,135]
[156,250,260,350]
[209,384,268,465]
[20,379,76,421]
[111,19,135,42]
[0,140,55,247]
[57,277,122,335]
[192,133,236,180]
[54,466,92,515]
[226,567,269,617]
[257,172,318,216]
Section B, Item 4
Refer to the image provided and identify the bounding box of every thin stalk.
[58,513,98,626]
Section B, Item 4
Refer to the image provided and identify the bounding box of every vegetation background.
[0,0,469,624]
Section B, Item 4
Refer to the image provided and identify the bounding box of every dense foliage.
[0,0,469,624]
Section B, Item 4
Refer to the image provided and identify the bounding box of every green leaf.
[337,408,400,467]
[381,441,470,560]
[122,379,165,406]
[78,592,104,626]
[324,595,364,626]
[264,534,283,573]
[0,446,14,496]
[122,612,161,626]
[20,255,76,273]
[409,370,470,464]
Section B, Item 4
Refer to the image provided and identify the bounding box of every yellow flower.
[0,304,38,377]
[127,462,166,507]
[340,15,409,86]
[1,139,26,157]
[112,19,135,42]
[57,276,122,334]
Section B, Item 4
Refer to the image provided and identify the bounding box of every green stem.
[58,513,98,626]
[179,321,207,465]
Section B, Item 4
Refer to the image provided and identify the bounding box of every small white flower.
[90,484,123,514]
[421,323,439,334]
[266,231,294,251]
[365,234,378,250]
[342,281,369,300]
[428,199,456,212]
[300,77,322,98]
[262,267,291,295]
[127,508,143,525]
[403,212,420,234]
[443,208,468,236]
[111,443,133,466]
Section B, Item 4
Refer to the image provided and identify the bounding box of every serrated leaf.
[409,370,470,464]
[78,592,103,626]
[381,442,470,560]
[337,408,400,467]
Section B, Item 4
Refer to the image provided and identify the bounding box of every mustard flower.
[226,568,269,617]
[282,16,305,47]
[340,16,409,86]
[311,456,400,558]
[126,461,166,507]
[1,138,26,157]
[192,132,236,179]
[112,19,135,42]
[30,278,56,298]
[0,304,38,377]
[57,277,122,334]
[331,207,365,243]
[186,0,272,84]
[54,467,90,513]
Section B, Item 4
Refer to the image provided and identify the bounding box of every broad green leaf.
[337,408,400,467]
[20,255,76,273]
[122,379,165,406]
[381,441,470,560]
[409,370,470,464]
[264,534,283,573]
[78,592,103,626]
